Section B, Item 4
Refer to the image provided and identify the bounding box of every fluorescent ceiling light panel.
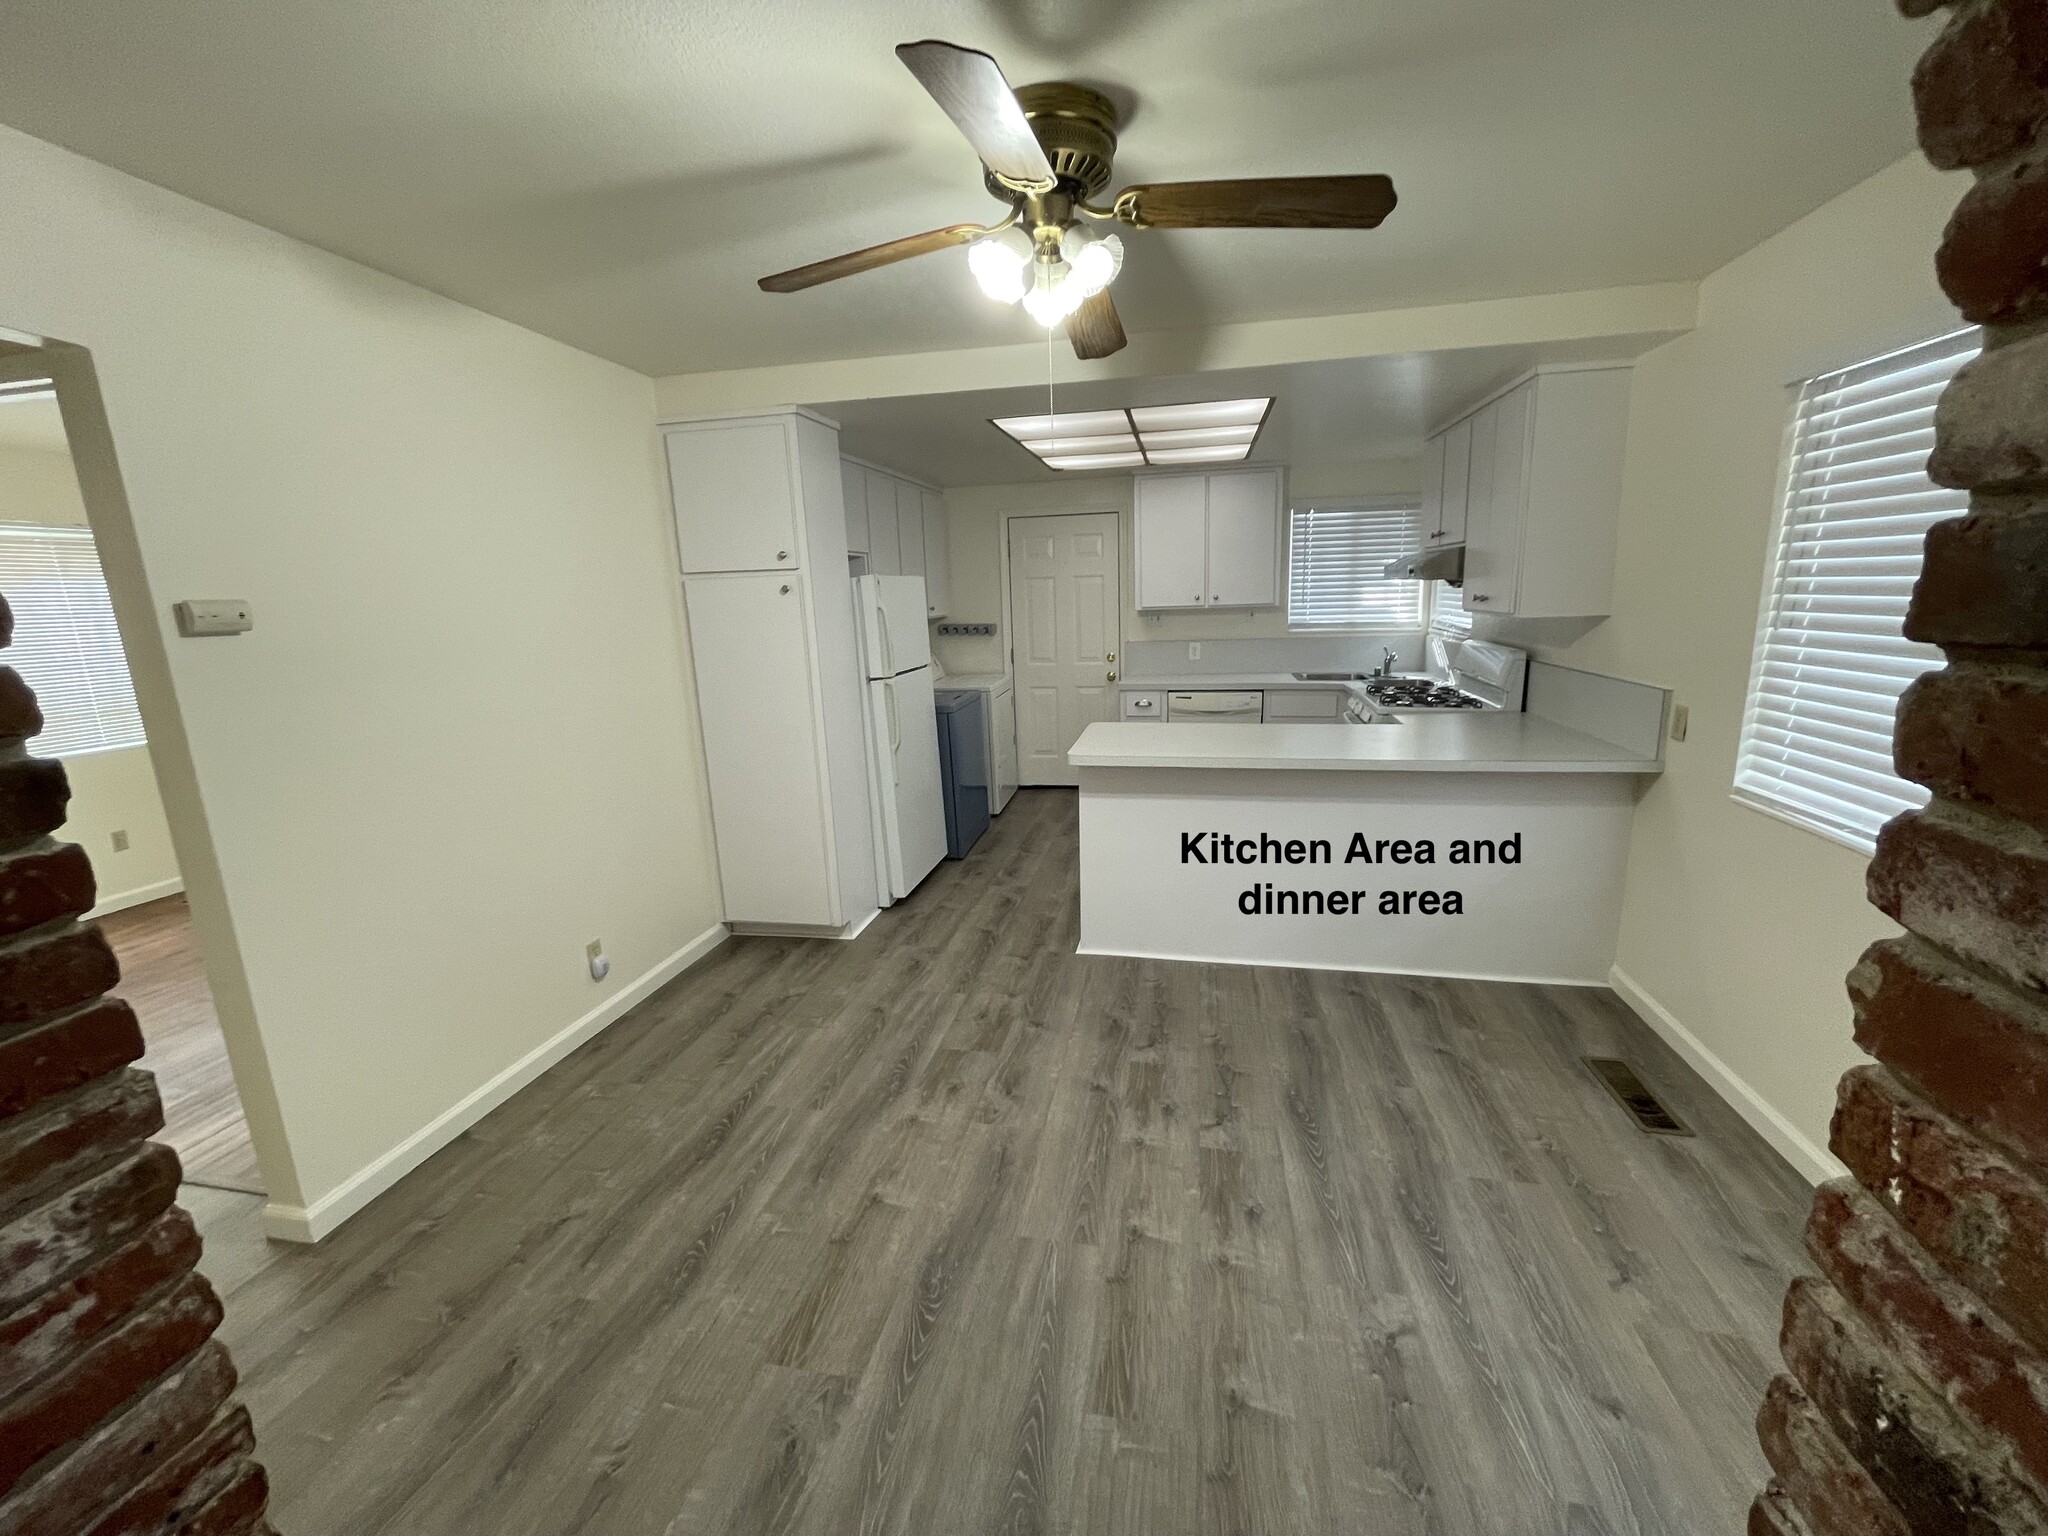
[1128,398,1270,432]
[0,379,55,404]
[1135,424,1259,450]
[991,396,1272,471]
[994,410,1132,440]
[1144,444,1255,465]
[1042,451,1148,471]
[1020,434,1139,457]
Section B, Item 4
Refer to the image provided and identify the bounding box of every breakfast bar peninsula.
[1068,699,1665,985]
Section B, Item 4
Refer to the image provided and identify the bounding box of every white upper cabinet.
[840,460,869,557]
[1437,417,1472,546]
[1205,470,1283,607]
[864,467,900,574]
[1446,365,1631,619]
[666,419,801,573]
[895,480,926,584]
[921,489,950,618]
[1133,467,1283,610]
[1133,474,1210,609]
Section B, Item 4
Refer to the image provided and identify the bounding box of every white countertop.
[1069,716,1662,774]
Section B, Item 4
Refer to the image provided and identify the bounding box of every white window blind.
[1734,328,1979,852]
[0,524,147,757]
[1288,504,1424,629]
[1429,581,1472,638]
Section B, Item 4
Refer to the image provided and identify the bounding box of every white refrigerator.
[855,575,947,904]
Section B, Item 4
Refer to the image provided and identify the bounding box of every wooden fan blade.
[896,40,1057,190]
[758,224,984,293]
[1067,289,1127,361]
[1114,175,1397,230]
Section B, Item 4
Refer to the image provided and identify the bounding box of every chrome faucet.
[1372,647,1398,679]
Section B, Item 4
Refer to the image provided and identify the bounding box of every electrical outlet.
[1669,704,1690,742]
[110,829,129,853]
[1188,643,1201,661]
[586,938,610,983]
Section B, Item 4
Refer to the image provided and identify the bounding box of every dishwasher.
[1165,690,1264,723]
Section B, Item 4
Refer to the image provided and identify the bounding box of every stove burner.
[1364,680,1488,710]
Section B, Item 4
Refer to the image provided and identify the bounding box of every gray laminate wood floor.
[196,788,1812,1535]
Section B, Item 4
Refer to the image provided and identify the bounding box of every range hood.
[1382,543,1463,584]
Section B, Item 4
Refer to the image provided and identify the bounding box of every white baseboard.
[1607,963,1845,1186]
[88,876,184,920]
[263,922,728,1244]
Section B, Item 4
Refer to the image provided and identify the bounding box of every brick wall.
[0,593,274,1533]
[1752,3,2048,1531]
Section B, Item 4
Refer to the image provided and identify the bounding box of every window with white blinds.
[0,524,147,757]
[1287,504,1424,629]
[1429,582,1472,638]
[1733,328,1979,852]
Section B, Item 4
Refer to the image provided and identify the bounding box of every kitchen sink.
[1291,671,1374,681]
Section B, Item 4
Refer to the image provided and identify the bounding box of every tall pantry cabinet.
[663,409,878,936]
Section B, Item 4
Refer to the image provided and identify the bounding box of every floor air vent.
[1583,1057,1693,1137]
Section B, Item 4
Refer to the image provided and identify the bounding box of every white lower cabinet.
[1261,688,1345,721]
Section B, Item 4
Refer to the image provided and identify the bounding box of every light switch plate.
[174,599,252,637]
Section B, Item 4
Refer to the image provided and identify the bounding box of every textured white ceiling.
[819,335,1658,486]
[0,0,1935,376]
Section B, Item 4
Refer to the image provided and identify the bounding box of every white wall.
[0,439,182,912]
[935,456,1422,676]
[1508,154,1966,1177]
[0,125,723,1238]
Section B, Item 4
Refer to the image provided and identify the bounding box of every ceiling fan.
[757,40,1398,361]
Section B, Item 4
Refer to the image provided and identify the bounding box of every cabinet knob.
[1107,670,1117,682]
[777,550,789,561]
[779,584,791,595]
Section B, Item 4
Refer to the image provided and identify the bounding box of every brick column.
[0,594,274,1534]
[1750,4,2048,1532]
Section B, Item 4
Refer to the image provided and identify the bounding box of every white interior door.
[1009,512,1121,787]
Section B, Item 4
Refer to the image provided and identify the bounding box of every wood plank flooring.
[194,788,1812,1534]
[103,893,265,1194]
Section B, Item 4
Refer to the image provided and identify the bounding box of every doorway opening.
[0,347,263,1196]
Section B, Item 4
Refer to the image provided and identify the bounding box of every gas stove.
[1355,641,1529,714]
[1363,679,1490,710]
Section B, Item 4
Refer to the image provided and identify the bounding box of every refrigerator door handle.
[886,680,900,760]
[880,607,895,678]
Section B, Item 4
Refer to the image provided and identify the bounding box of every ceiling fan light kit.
[756,41,1396,362]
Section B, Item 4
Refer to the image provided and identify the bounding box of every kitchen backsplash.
[1122,634,1431,679]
